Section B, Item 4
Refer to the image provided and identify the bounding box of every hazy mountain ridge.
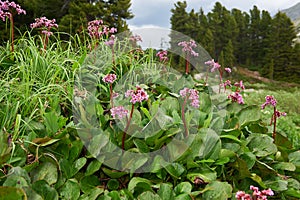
[282,2,300,21]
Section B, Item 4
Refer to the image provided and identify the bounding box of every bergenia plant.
[261,95,286,140]
[236,185,274,200]
[205,59,232,93]
[227,80,245,104]
[87,19,117,49]
[179,87,200,137]
[156,50,168,63]
[30,17,58,50]
[0,0,26,52]
[102,73,117,108]
[118,86,148,150]
[178,39,199,74]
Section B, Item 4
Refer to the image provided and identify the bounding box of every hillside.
[282,2,300,21]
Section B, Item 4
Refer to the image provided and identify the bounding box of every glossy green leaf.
[174,182,192,195]
[138,191,161,200]
[237,105,261,127]
[80,175,101,194]
[32,180,59,200]
[107,179,120,190]
[202,181,232,200]
[85,159,102,176]
[59,179,80,200]
[247,133,277,157]
[0,186,26,200]
[164,163,185,179]
[31,161,58,185]
[158,183,174,200]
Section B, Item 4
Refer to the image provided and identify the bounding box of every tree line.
[170,1,300,83]
[0,0,133,41]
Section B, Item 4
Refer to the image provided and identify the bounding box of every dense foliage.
[1,1,300,200]
[170,1,300,83]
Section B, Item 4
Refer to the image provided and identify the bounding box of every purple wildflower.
[156,50,168,62]
[225,67,231,73]
[87,19,103,39]
[223,80,231,87]
[30,16,58,36]
[0,0,26,21]
[129,34,142,42]
[228,92,244,104]
[102,74,117,84]
[105,35,115,47]
[178,39,199,57]
[180,87,200,108]
[125,86,148,104]
[204,59,221,72]
[236,186,274,200]
[111,106,128,119]
[234,80,245,90]
[261,95,277,109]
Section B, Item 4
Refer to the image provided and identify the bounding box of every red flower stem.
[9,14,14,52]
[109,84,114,108]
[185,52,189,74]
[218,68,223,93]
[122,104,134,150]
[112,46,116,71]
[272,106,277,141]
[181,96,189,137]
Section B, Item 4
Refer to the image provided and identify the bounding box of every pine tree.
[249,6,261,67]
[224,40,235,68]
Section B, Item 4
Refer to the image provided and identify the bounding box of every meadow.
[0,4,300,199]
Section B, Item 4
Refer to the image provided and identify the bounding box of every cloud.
[129,25,171,49]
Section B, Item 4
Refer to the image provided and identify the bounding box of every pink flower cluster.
[228,92,244,104]
[125,86,148,104]
[156,50,168,62]
[236,185,274,200]
[179,88,200,108]
[227,80,245,104]
[261,95,277,109]
[225,67,232,73]
[178,39,199,57]
[0,0,26,21]
[129,34,142,42]
[102,74,117,84]
[204,59,221,72]
[30,17,58,36]
[87,19,117,39]
[105,35,116,47]
[110,106,128,119]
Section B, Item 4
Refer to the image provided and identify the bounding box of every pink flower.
[111,106,128,119]
[0,0,26,21]
[178,39,199,57]
[261,95,277,109]
[30,17,58,36]
[102,74,117,83]
[156,50,168,62]
[204,59,221,72]
[109,27,117,34]
[105,35,115,47]
[228,92,244,104]
[225,67,231,73]
[125,86,148,104]
[261,189,274,196]
[87,19,104,39]
[234,80,245,90]
[129,34,142,42]
[179,87,200,108]
[223,80,231,87]
[275,111,287,118]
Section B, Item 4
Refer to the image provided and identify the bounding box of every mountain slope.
[282,2,300,21]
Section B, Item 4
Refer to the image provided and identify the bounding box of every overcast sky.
[127,0,300,28]
[126,0,300,49]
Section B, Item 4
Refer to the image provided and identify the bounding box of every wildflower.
[0,0,26,21]
[223,80,231,87]
[204,59,221,72]
[236,186,274,200]
[129,34,142,42]
[109,27,117,34]
[261,95,277,109]
[178,39,199,57]
[234,80,245,90]
[30,17,58,36]
[125,86,148,104]
[102,74,117,84]
[105,35,115,47]
[180,87,200,108]
[225,67,231,73]
[275,110,287,118]
[111,106,128,119]
[228,92,244,104]
[156,50,168,62]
